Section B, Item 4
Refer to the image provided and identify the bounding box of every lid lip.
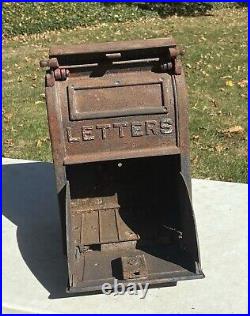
[49,37,177,57]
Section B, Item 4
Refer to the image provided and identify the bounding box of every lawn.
[2,6,248,183]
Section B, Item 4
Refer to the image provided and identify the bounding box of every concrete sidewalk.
[2,158,248,314]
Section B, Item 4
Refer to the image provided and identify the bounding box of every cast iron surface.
[41,37,204,294]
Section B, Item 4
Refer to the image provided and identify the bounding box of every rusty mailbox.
[41,38,204,294]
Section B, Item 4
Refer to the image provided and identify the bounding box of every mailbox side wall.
[174,67,202,270]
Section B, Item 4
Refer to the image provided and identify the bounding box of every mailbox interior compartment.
[66,155,203,292]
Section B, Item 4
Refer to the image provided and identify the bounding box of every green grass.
[2,7,248,182]
[2,2,157,37]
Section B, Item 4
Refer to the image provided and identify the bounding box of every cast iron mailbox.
[41,38,204,294]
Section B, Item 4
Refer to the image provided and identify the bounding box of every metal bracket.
[121,254,148,280]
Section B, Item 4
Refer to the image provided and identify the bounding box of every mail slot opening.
[65,155,199,290]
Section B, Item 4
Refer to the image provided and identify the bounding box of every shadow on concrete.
[2,161,70,299]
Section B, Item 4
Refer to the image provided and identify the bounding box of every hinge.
[158,47,184,75]
[40,57,70,87]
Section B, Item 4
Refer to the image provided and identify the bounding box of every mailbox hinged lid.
[42,38,183,165]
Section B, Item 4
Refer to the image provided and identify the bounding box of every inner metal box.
[41,38,204,294]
